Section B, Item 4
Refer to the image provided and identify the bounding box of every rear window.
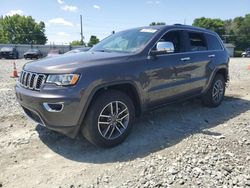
[188,32,207,52]
[206,34,223,50]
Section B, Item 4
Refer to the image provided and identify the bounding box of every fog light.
[43,102,64,112]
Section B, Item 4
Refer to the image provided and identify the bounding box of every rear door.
[181,31,211,92]
[205,33,225,66]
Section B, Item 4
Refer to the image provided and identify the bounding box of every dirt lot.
[0,58,250,188]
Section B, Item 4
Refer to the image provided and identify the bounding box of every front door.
[146,30,200,107]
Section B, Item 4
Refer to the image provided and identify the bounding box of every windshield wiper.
[93,49,112,53]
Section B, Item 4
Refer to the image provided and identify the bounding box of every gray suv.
[15,25,229,147]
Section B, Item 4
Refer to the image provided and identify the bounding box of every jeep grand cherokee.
[15,25,229,147]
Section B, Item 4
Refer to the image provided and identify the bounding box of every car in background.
[242,48,250,57]
[0,47,19,59]
[24,49,43,59]
[65,47,90,54]
[47,49,61,58]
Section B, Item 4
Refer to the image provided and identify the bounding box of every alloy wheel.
[212,80,224,103]
[98,101,129,140]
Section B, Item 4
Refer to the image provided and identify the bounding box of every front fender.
[72,80,144,137]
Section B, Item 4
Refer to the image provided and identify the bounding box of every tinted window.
[188,32,207,52]
[160,31,182,53]
[206,34,223,50]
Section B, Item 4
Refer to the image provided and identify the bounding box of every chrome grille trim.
[19,71,46,91]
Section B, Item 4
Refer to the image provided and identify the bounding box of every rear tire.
[81,90,135,148]
[202,74,225,107]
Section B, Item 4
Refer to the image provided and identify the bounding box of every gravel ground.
[0,58,250,188]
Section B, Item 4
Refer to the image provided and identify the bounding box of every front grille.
[19,71,46,91]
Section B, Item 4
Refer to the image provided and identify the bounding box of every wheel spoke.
[108,126,116,139]
[116,101,119,114]
[118,113,129,121]
[118,107,127,117]
[117,120,126,129]
[98,121,110,125]
[115,126,122,134]
[100,114,111,118]
[110,103,114,116]
[103,125,112,137]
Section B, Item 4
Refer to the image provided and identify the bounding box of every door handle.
[208,54,215,58]
[181,57,190,61]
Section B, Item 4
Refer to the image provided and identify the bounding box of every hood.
[23,51,131,74]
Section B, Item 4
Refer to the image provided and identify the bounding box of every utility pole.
[80,15,84,45]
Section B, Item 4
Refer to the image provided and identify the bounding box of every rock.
[139,178,147,185]
[232,177,238,185]
[245,180,250,186]
[102,176,109,183]
[192,167,203,177]
[212,135,225,139]
[167,175,176,185]
[168,167,179,175]
[179,179,185,185]
[222,166,233,173]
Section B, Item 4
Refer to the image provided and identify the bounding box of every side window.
[160,31,182,53]
[188,32,207,52]
[206,34,223,51]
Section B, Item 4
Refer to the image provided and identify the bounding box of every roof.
[140,24,216,34]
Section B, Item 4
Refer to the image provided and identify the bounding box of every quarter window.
[206,34,223,50]
[188,32,207,52]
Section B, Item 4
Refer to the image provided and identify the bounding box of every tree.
[0,14,47,44]
[70,40,85,46]
[149,22,166,26]
[192,15,250,51]
[87,35,99,47]
[233,14,250,50]
[193,17,225,37]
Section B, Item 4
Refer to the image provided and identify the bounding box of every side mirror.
[150,41,175,56]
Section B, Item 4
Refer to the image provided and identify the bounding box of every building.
[224,43,235,57]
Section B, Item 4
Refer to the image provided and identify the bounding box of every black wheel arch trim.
[73,80,144,138]
[203,64,229,94]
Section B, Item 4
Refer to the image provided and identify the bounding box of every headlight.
[46,74,80,86]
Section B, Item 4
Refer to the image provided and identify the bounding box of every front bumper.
[15,83,86,138]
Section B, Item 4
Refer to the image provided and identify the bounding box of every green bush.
[234,50,244,57]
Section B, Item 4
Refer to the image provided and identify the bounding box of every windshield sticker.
[140,29,157,33]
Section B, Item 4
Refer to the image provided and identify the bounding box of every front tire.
[81,90,135,148]
[202,74,225,107]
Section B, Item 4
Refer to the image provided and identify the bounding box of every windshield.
[90,28,158,53]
